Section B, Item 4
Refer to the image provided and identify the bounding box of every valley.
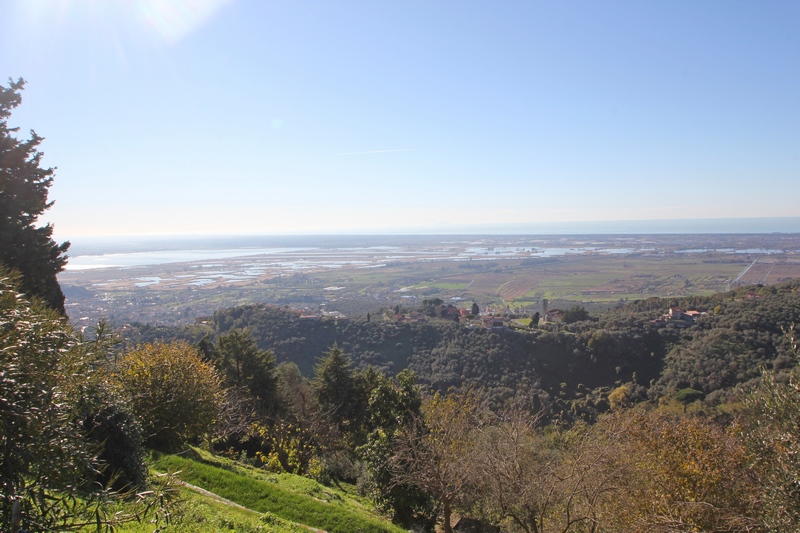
[59,233,800,327]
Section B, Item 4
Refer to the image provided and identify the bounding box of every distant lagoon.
[62,217,800,271]
[65,244,796,272]
[66,247,316,270]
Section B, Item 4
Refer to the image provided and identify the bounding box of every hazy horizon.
[58,216,800,260]
[60,216,800,241]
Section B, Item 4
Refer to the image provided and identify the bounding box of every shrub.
[114,341,224,451]
[82,387,146,490]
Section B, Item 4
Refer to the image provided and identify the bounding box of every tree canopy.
[0,78,69,313]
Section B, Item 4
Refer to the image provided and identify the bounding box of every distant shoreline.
[62,216,800,243]
[62,217,800,257]
[62,231,800,271]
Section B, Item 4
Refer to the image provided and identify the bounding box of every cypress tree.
[0,78,69,313]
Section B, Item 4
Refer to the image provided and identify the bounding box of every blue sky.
[1,0,798,238]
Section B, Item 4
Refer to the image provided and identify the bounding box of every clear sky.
[1,0,798,238]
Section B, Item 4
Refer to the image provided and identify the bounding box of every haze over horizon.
[1,0,798,239]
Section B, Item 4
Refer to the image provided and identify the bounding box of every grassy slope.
[149,449,405,533]
[109,487,309,533]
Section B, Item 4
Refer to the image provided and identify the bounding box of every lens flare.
[135,0,233,45]
[13,0,232,46]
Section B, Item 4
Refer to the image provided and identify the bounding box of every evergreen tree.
[313,343,359,430]
[214,328,278,414]
[0,79,69,313]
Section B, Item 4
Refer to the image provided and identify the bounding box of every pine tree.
[0,78,69,313]
[313,343,359,430]
[214,328,278,414]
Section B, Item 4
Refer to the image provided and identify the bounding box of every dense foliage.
[125,280,800,420]
[109,280,800,531]
[0,269,144,531]
[5,249,800,531]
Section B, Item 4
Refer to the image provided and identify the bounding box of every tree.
[390,389,483,533]
[252,362,332,476]
[562,305,590,324]
[0,268,122,531]
[674,387,705,412]
[742,324,800,530]
[357,370,433,528]
[313,343,361,432]
[471,404,633,533]
[0,79,69,313]
[609,409,759,532]
[530,311,540,327]
[213,328,277,414]
[114,341,223,451]
[471,302,480,316]
[608,384,631,409]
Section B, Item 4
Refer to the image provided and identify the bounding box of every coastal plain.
[58,234,800,327]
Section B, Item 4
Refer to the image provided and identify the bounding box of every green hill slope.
[147,448,404,533]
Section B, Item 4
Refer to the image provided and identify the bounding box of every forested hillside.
[124,280,800,417]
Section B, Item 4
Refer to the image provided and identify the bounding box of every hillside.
[112,447,404,533]
[122,280,800,418]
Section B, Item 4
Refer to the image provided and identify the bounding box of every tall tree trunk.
[443,498,452,533]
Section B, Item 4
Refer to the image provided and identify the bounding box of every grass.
[104,487,308,533]
[150,448,405,533]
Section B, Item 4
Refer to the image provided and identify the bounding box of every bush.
[114,341,224,451]
[82,387,146,490]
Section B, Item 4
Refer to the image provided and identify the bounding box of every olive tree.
[743,324,800,531]
[390,389,483,533]
[0,269,121,531]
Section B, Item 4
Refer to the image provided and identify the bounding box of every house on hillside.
[408,311,427,323]
[442,305,467,321]
[667,307,686,320]
[543,309,564,323]
[654,307,704,328]
[482,316,505,330]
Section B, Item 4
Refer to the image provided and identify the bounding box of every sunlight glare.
[135,0,233,45]
[14,0,232,46]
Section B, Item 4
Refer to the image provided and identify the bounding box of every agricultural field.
[59,234,800,326]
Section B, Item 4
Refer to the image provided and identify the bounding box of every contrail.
[335,149,413,156]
